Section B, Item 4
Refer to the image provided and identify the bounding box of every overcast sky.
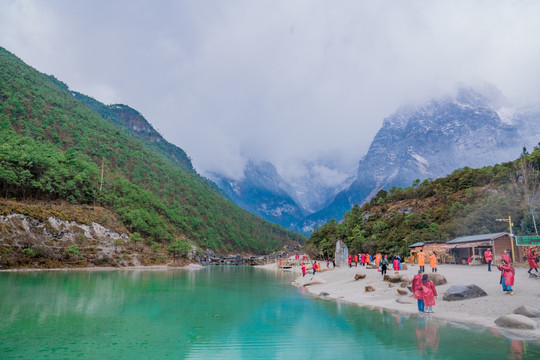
[2,0,540,182]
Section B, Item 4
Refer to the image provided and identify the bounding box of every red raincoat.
[411,274,423,300]
[484,249,493,262]
[527,250,538,269]
[497,263,515,286]
[421,280,437,306]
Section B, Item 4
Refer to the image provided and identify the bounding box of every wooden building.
[443,232,523,265]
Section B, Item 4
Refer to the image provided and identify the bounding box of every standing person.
[526,248,539,275]
[301,263,306,277]
[332,259,336,268]
[411,270,424,313]
[502,249,512,264]
[326,259,330,268]
[348,254,352,268]
[375,253,382,266]
[497,259,515,295]
[354,254,358,267]
[360,253,366,266]
[484,248,493,272]
[380,255,389,276]
[312,261,318,275]
[421,274,438,313]
[417,249,426,273]
[317,262,321,272]
[393,254,399,271]
[429,252,438,273]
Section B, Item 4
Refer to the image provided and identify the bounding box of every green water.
[1,267,539,359]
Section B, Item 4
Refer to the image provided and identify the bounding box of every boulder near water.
[443,284,487,301]
[494,314,537,330]
[514,305,540,318]
[396,295,414,304]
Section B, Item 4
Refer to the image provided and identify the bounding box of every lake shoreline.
[0,263,204,272]
[258,261,540,341]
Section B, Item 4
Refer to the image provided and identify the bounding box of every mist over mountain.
[210,85,540,233]
[303,85,540,230]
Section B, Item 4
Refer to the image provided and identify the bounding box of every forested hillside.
[305,148,540,259]
[0,47,304,258]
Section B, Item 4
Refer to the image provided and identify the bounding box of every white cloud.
[2,0,540,181]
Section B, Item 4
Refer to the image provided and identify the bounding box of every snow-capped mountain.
[210,85,540,234]
[302,85,540,230]
[209,160,309,230]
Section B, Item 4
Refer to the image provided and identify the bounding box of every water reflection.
[415,317,440,355]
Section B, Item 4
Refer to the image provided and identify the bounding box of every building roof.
[446,232,508,244]
[408,240,446,248]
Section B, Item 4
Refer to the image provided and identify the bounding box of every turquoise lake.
[1,266,539,359]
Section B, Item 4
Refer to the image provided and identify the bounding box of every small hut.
[444,232,523,265]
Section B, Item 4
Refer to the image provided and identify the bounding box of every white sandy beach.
[260,261,540,340]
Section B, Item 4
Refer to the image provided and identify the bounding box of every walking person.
[312,261,318,275]
[411,270,424,313]
[421,274,437,313]
[380,255,389,276]
[301,263,306,277]
[348,254,352,268]
[417,249,426,273]
[497,259,515,295]
[429,252,438,273]
[484,248,493,272]
[526,248,539,275]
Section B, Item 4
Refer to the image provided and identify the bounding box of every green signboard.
[516,236,540,246]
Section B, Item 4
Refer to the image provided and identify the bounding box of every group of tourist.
[347,253,376,267]
[299,246,538,301]
[415,249,438,273]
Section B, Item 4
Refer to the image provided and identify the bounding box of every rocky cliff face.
[210,160,308,230]
[209,86,540,233]
[303,86,540,230]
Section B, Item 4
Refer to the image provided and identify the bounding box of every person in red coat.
[348,255,352,268]
[301,263,306,277]
[502,250,512,264]
[484,248,493,272]
[526,248,538,275]
[360,253,366,266]
[312,261,318,275]
[354,254,358,267]
[497,259,515,295]
[421,274,437,313]
[411,270,424,313]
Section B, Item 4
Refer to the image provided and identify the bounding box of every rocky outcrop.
[355,273,367,280]
[443,285,487,301]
